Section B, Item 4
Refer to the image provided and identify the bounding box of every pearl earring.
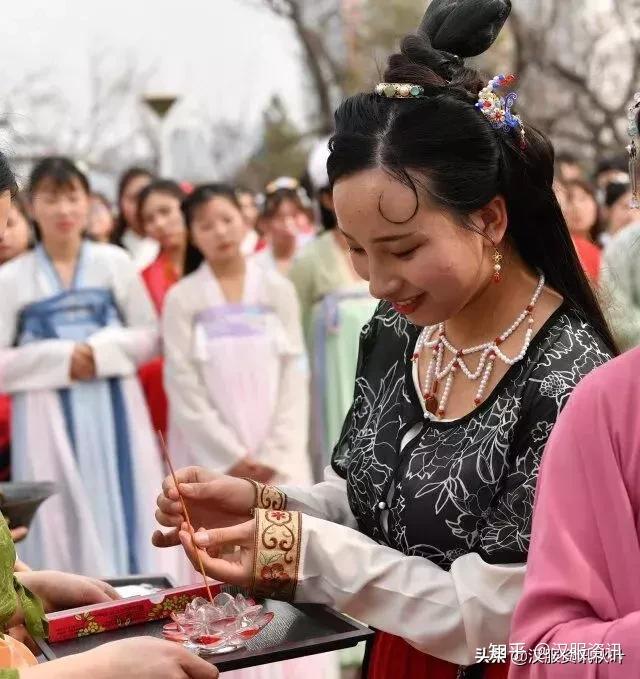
[493,250,503,283]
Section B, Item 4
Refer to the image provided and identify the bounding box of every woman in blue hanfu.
[0,157,179,578]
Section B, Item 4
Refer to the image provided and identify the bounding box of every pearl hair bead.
[414,274,545,419]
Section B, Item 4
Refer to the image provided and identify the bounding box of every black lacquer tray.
[36,576,373,672]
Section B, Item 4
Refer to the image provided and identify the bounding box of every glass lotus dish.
[162,593,274,655]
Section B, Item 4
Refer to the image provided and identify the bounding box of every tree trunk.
[288,1,336,134]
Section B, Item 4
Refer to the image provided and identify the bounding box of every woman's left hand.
[10,526,28,543]
[179,521,255,588]
[16,571,119,613]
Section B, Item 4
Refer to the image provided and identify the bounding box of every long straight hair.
[327,0,617,354]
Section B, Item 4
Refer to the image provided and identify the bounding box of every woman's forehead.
[334,168,423,232]
[33,176,85,196]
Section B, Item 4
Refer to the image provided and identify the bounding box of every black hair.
[11,192,29,221]
[555,152,580,167]
[595,154,628,178]
[299,171,336,231]
[604,180,630,208]
[0,152,18,198]
[181,183,243,275]
[327,0,617,354]
[137,179,185,219]
[27,157,90,242]
[235,186,254,198]
[29,156,90,196]
[261,186,313,222]
[112,166,155,245]
[318,190,338,231]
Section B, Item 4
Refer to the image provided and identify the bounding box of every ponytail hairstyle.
[327,0,617,354]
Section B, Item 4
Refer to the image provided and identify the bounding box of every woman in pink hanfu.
[509,348,640,677]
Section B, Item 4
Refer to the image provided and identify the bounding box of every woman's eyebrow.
[339,227,417,243]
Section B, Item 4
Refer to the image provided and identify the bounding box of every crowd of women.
[0,129,366,677]
[1,0,640,677]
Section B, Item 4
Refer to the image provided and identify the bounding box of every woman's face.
[190,197,245,266]
[268,199,299,239]
[237,191,259,230]
[608,190,634,235]
[265,198,313,247]
[31,178,90,245]
[0,205,31,264]
[333,168,497,327]
[566,185,598,237]
[0,190,14,246]
[120,174,152,233]
[87,196,114,243]
[141,192,186,252]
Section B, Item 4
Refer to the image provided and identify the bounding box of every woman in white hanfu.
[162,183,335,679]
[0,157,179,579]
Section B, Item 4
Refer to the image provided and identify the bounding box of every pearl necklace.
[413,274,545,419]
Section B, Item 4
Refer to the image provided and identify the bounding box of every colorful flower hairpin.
[627,92,640,209]
[475,74,526,149]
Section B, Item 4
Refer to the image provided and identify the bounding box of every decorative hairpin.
[265,176,300,194]
[627,92,640,209]
[264,176,311,207]
[475,74,526,149]
[375,82,425,99]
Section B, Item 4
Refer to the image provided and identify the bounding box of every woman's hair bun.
[418,0,511,59]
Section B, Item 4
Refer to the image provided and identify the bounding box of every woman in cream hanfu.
[164,184,312,488]
[0,157,178,578]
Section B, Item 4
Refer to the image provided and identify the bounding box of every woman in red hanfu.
[138,180,188,437]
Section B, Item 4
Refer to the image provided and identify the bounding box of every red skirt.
[138,358,168,438]
[0,395,10,481]
[368,632,509,679]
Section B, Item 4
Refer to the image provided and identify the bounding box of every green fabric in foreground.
[0,516,45,639]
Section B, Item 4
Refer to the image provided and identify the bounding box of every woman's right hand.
[21,637,219,679]
[69,343,96,381]
[153,466,255,549]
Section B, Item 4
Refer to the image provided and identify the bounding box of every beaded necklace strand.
[412,274,545,419]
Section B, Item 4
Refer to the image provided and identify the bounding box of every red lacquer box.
[45,581,222,643]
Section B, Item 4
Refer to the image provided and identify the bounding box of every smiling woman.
[153,1,616,678]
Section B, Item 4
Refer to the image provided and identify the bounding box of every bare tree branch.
[508,0,640,161]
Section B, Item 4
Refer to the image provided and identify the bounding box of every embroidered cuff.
[251,508,301,601]
[244,479,287,512]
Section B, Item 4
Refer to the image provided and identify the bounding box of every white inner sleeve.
[298,515,526,665]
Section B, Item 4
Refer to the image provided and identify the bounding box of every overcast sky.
[0,0,307,131]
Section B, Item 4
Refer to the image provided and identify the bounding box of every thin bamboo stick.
[158,432,215,605]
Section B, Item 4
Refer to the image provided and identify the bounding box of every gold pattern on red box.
[45,582,222,643]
